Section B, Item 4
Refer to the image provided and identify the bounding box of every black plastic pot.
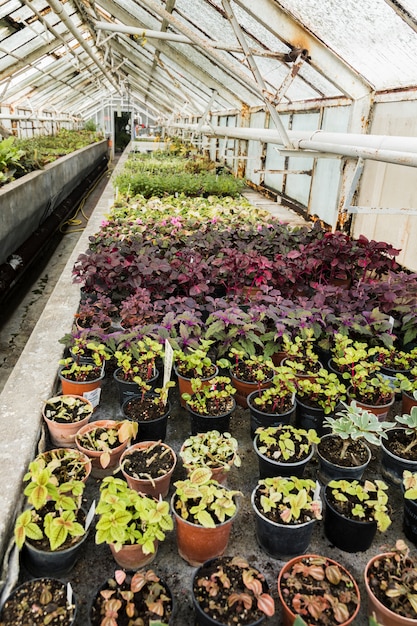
[381,428,417,485]
[114,366,159,406]
[186,399,236,435]
[402,487,417,546]
[247,390,295,439]
[122,395,171,442]
[253,435,314,479]
[317,434,371,483]
[295,397,333,437]
[324,484,377,552]
[251,487,316,558]
[22,518,90,577]
[0,578,77,625]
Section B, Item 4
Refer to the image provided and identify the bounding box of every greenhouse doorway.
[114,111,131,152]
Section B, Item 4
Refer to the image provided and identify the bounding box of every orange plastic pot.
[120,441,176,498]
[229,371,272,409]
[171,494,237,566]
[175,365,218,408]
[347,387,395,420]
[42,395,93,448]
[109,540,157,569]
[365,552,417,625]
[180,442,236,485]
[277,554,360,626]
[402,390,417,415]
[75,420,130,478]
[59,368,104,410]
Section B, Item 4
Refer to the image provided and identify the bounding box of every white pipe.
[168,123,417,167]
[47,0,122,95]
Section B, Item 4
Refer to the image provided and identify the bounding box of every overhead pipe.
[46,0,122,95]
[169,123,417,168]
[94,21,290,59]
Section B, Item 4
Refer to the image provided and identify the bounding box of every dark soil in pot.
[0,578,76,625]
[123,396,168,421]
[193,556,269,626]
[317,436,369,467]
[383,429,417,461]
[123,443,174,480]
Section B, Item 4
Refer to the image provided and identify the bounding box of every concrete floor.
[0,147,409,625]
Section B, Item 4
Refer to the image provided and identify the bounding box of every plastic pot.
[278,554,360,626]
[317,434,371,483]
[324,483,377,552]
[0,578,77,625]
[59,367,105,410]
[253,434,314,479]
[109,540,157,569]
[381,428,417,485]
[175,364,218,408]
[75,419,130,478]
[120,440,177,498]
[229,370,273,409]
[122,395,171,442]
[186,399,236,436]
[113,366,159,406]
[402,389,417,415]
[402,484,417,546]
[294,396,334,437]
[42,395,93,448]
[171,494,237,566]
[247,389,295,439]
[251,486,316,558]
[347,386,395,420]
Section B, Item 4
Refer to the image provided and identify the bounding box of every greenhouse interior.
[1,0,417,624]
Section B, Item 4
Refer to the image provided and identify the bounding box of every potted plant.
[33,447,92,484]
[323,478,392,552]
[402,470,417,545]
[179,429,241,484]
[192,555,275,626]
[295,368,347,435]
[251,476,322,558]
[182,375,237,435]
[281,328,322,379]
[120,439,177,498]
[74,293,116,330]
[121,380,175,442]
[90,568,174,626]
[0,578,77,625]
[346,359,395,418]
[42,394,93,448]
[364,539,417,625]
[113,335,163,405]
[75,419,138,477]
[318,400,391,482]
[173,339,218,407]
[95,475,173,569]
[381,398,417,484]
[227,348,275,408]
[396,371,417,414]
[14,461,90,577]
[253,424,319,479]
[277,553,360,626]
[246,365,297,437]
[171,467,242,566]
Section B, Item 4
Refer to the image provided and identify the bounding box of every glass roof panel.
[278,0,417,90]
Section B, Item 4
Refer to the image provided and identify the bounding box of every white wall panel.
[246,111,266,185]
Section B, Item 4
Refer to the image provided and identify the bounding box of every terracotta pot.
[277,554,360,626]
[179,442,236,485]
[171,494,237,566]
[35,448,92,484]
[365,552,417,625]
[109,540,157,569]
[59,367,105,410]
[75,419,130,478]
[120,441,176,498]
[229,370,273,409]
[402,389,417,415]
[175,364,218,408]
[42,395,93,448]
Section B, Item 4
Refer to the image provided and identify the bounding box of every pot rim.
[120,440,177,478]
[253,434,315,467]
